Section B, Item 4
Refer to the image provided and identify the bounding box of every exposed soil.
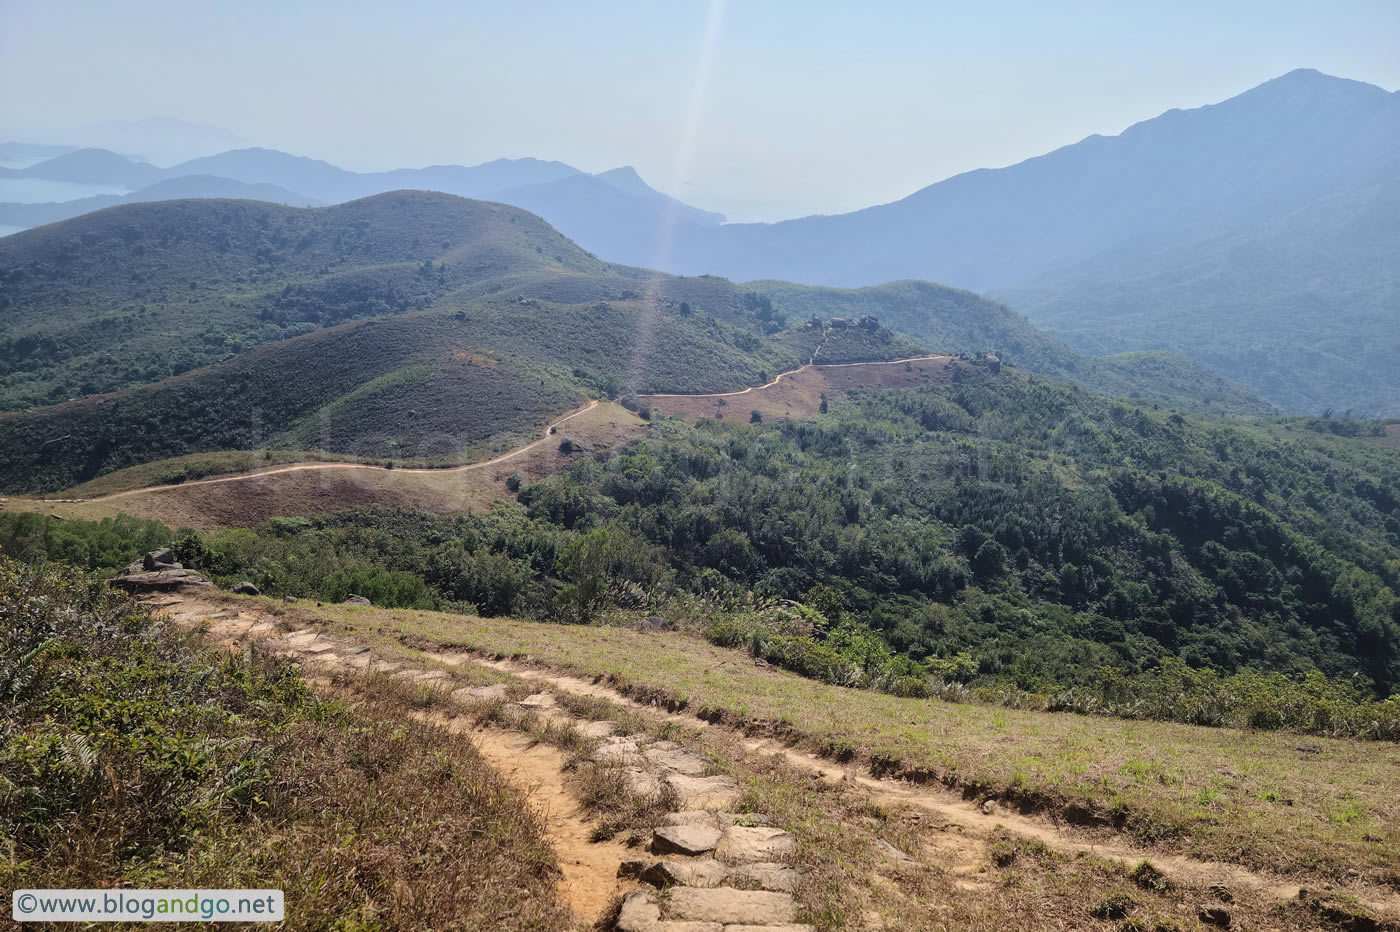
[641,355,957,422]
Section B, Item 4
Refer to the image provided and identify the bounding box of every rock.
[617,890,661,932]
[664,887,796,925]
[980,798,997,815]
[715,826,796,864]
[466,683,509,700]
[231,581,260,596]
[663,811,720,828]
[639,614,672,631]
[142,548,175,570]
[873,838,911,862]
[617,860,647,879]
[1198,904,1232,927]
[625,768,663,798]
[651,740,680,751]
[109,567,214,593]
[1208,883,1234,904]
[640,858,729,889]
[646,747,708,775]
[665,773,740,809]
[342,594,371,606]
[718,812,771,828]
[284,595,298,603]
[519,692,554,708]
[651,824,722,856]
[580,720,620,738]
[595,741,646,766]
[728,862,799,893]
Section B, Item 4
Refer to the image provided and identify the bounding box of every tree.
[750,410,763,423]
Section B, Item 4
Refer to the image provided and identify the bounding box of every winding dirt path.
[49,400,601,505]
[47,351,955,507]
[640,353,949,400]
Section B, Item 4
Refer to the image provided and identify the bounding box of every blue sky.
[2,0,1397,220]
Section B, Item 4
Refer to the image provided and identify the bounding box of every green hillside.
[6,365,1397,730]
[749,280,1275,416]
[1,193,1279,495]
[0,195,872,492]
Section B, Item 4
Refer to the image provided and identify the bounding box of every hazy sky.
[3,0,1397,221]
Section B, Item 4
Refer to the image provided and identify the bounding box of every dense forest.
[6,367,1397,737]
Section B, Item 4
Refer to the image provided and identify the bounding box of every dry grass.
[1,402,646,529]
[290,602,1400,891]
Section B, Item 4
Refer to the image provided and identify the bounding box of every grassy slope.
[0,558,571,930]
[750,279,1275,416]
[291,600,1400,889]
[6,195,951,494]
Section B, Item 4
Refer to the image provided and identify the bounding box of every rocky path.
[159,595,814,931]
[154,593,1400,929]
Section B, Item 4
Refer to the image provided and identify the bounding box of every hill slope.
[749,280,1274,415]
[0,192,1276,493]
[613,70,1400,416]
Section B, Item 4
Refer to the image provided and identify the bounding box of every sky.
[2,0,1397,221]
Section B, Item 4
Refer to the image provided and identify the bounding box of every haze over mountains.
[2,68,1395,415]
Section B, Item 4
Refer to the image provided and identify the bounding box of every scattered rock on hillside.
[342,594,371,606]
[638,614,672,631]
[284,595,298,603]
[231,581,260,596]
[142,548,175,570]
[1198,904,1232,927]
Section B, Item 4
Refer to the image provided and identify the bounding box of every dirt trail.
[464,655,1400,916]
[55,352,953,506]
[159,595,1400,922]
[51,400,601,505]
[439,718,633,924]
[640,353,949,400]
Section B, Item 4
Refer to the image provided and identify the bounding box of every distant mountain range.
[0,146,726,246]
[2,69,1394,415]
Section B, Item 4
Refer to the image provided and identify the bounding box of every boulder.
[142,548,175,570]
[283,595,298,603]
[342,594,371,606]
[519,692,555,708]
[109,567,214,593]
[639,614,672,631]
[231,581,260,596]
[467,683,509,700]
[664,887,796,925]
[651,824,722,856]
[715,826,796,864]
